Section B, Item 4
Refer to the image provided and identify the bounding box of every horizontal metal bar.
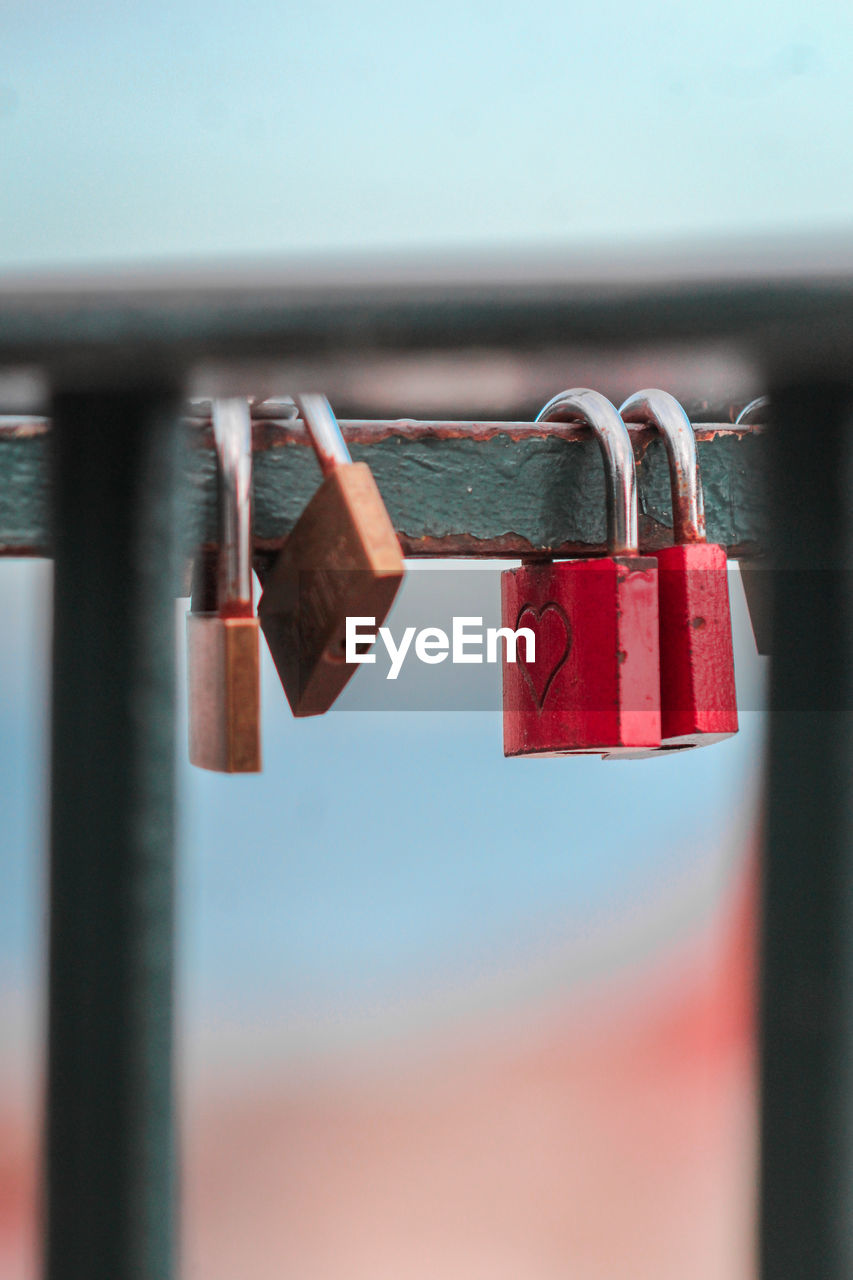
[1,242,853,375]
[0,415,765,561]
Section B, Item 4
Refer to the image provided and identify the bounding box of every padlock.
[502,388,661,757]
[258,394,404,717]
[620,389,738,748]
[187,397,262,773]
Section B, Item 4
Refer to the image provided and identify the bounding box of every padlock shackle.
[211,398,254,610]
[536,388,638,555]
[619,390,705,545]
[294,393,352,475]
[735,394,769,425]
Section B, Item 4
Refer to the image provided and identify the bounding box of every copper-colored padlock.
[259,394,404,717]
[187,398,262,772]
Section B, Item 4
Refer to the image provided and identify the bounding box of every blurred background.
[2,1,853,267]
[1,556,762,1280]
[3,0,852,1275]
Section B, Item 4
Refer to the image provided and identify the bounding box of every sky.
[2,0,853,270]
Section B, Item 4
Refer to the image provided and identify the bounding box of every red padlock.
[619,389,738,748]
[502,389,661,757]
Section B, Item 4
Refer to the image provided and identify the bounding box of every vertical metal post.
[45,383,184,1280]
[760,381,853,1277]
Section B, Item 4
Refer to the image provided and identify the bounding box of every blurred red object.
[182,862,756,1280]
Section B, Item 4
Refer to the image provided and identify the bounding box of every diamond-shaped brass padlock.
[259,394,404,717]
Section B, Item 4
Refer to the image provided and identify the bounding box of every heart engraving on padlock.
[502,390,663,757]
[515,602,572,710]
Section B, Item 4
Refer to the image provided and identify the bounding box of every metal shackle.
[536,388,638,556]
[619,389,705,545]
[294,393,352,476]
[735,395,769,426]
[211,398,254,611]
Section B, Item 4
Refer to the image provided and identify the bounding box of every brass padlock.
[187,398,262,772]
[258,394,404,717]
